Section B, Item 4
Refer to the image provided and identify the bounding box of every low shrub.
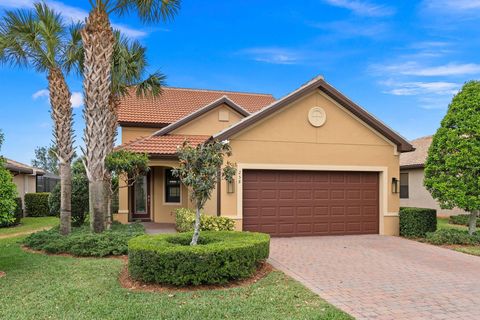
[175,208,235,232]
[13,197,22,225]
[23,222,145,257]
[128,231,270,286]
[426,229,480,245]
[25,192,51,217]
[449,214,480,227]
[399,207,437,238]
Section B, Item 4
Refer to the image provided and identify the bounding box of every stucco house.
[400,136,466,216]
[4,158,59,208]
[115,76,414,236]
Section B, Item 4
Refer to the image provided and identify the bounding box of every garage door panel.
[243,170,379,237]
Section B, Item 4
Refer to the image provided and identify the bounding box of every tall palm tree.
[82,0,180,232]
[68,27,164,230]
[0,3,75,235]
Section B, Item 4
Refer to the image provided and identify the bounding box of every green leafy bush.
[449,214,480,227]
[0,159,18,227]
[399,207,437,237]
[175,208,235,232]
[23,222,145,257]
[426,229,480,245]
[49,160,89,226]
[25,192,51,217]
[13,197,23,225]
[128,231,270,286]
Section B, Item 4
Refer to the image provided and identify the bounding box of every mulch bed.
[119,262,273,293]
[0,271,5,278]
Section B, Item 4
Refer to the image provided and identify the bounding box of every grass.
[0,217,58,237]
[0,236,351,320]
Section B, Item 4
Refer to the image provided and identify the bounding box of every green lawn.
[437,217,467,231]
[0,217,59,237]
[0,236,351,320]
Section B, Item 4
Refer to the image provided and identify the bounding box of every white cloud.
[423,0,480,12]
[322,0,395,17]
[309,20,388,38]
[0,0,147,38]
[32,89,83,108]
[239,47,302,65]
[375,62,480,77]
[70,91,83,108]
[381,80,460,96]
[32,89,49,99]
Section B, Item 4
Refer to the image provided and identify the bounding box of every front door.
[131,171,151,221]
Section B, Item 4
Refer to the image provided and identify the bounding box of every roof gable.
[117,87,275,127]
[152,96,249,137]
[213,76,414,153]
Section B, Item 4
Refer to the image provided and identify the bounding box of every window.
[165,169,181,203]
[400,172,409,199]
[36,175,60,193]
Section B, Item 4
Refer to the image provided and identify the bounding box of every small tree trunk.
[105,180,112,230]
[59,162,71,235]
[468,211,478,235]
[190,206,201,245]
[90,180,106,233]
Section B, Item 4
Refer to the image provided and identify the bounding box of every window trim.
[164,168,182,205]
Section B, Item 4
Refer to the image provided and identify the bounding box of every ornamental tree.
[0,130,18,227]
[173,140,236,245]
[424,81,480,235]
[105,150,149,228]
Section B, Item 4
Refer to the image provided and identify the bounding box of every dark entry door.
[131,171,151,221]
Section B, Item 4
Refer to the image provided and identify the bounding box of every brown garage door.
[243,170,379,237]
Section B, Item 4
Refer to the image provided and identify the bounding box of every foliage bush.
[25,192,51,217]
[128,231,270,286]
[399,207,437,237]
[23,222,145,257]
[449,214,480,227]
[175,208,235,232]
[49,160,89,226]
[426,229,480,245]
[13,197,23,224]
[0,160,18,227]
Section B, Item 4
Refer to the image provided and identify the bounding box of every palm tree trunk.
[48,68,74,235]
[105,96,119,229]
[81,5,114,233]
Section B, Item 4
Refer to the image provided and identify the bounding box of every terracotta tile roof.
[400,136,432,168]
[119,134,209,156]
[118,87,276,126]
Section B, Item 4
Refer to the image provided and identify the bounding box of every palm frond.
[111,0,181,23]
[135,71,165,98]
[63,22,84,74]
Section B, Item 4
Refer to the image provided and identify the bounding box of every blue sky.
[1,0,479,164]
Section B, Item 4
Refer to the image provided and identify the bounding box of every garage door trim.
[235,163,389,235]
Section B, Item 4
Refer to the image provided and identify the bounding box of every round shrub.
[174,208,235,232]
[399,207,437,238]
[128,231,270,286]
[426,229,480,245]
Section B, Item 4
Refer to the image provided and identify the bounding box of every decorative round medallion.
[308,107,326,127]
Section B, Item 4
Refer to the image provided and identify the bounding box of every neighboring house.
[4,158,59,207]
[400,136,466,216]
[116,76,414,237]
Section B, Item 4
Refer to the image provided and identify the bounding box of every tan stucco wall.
[172,104,244,136]
[12,173,37,207]
[121,127,158,144]
[219,89,401,236]
[400,168,466,216]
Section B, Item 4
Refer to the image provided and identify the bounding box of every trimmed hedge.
[175,208,235,232]
[449,214,480,227]
[426,229,480,245]
[23,222,145,257]
[25,192,51,217]
[128,231,270,286]
[399,207,437,237]
[13,197,22,224]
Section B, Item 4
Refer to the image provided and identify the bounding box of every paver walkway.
[269,235,480,320]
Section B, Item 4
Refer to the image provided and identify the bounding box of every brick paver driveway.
[269,235,480,320]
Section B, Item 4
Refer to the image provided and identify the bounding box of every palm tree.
[68,27,164,230]
[81,0,180,232]
[0,3,75,235]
